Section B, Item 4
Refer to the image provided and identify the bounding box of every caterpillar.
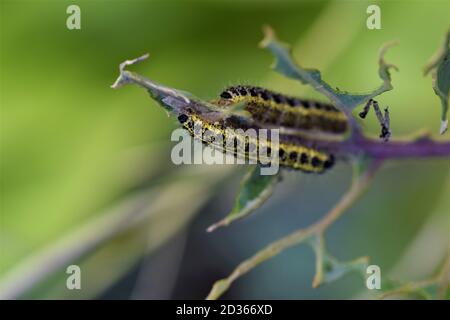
[176,112,335,173]
[216,85,348,135]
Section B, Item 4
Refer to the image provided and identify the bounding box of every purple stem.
[355,137,450,159]
[313,134,450,160]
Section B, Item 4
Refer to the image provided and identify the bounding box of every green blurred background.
[1,0,449,299]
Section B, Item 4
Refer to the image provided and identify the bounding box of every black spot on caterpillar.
[177,112,335,173]
[216,85,349,135]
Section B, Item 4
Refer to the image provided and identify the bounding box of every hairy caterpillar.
[216,85,348,134]
[177,112,335,173]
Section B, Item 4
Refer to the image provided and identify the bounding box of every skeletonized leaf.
[207,165,280,232]
[309,234,368,288]
[260,26,397,111]
[424,29,450,134]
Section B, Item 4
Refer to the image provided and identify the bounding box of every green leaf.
[309,234,368,288]
[260,26,397,111]
[207,165,280,232]
[424,29,450,134]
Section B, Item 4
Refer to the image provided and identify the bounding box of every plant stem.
[206,160,381,300]
[353,135,450,159]
[291,133,450,160]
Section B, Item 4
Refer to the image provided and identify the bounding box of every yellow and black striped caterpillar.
[176,112,335,173]
[216,85,349,135]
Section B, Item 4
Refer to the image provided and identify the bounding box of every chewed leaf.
[260,26,397,111]
[377,41,399,87]
[424,29,450,134]
[309,234,368,288]
[207,165,280,232]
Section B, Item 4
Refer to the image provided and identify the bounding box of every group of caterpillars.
[177,85,390,174]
